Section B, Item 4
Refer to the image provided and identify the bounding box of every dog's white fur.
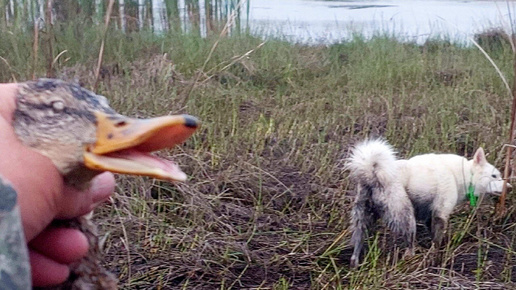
[346,139,509,267]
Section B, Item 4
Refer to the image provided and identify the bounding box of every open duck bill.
[83,111,199,182]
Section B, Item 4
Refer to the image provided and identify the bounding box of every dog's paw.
[350,256,359,268]
[403,247,415,259]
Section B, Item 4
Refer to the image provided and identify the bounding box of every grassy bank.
[2,20,516,288]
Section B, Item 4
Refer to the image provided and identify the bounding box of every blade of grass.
[93,0,115,91]
[497,4,516,215]
[180,0,245,107]
[32,17,39,79]
[44,0,54,78]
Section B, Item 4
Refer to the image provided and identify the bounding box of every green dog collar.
[466,181,477,207]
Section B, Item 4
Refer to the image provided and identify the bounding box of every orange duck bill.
[84,112,199,182]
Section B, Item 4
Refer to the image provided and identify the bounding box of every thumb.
[55,172,116,219]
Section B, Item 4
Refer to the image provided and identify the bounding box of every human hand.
[0,83,115,286]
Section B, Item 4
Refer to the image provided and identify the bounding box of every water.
[3,0,512,45]
[244,0,513,45]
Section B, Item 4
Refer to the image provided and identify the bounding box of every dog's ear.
[473,147,487,166]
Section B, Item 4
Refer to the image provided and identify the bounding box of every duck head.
[13,78,199,188]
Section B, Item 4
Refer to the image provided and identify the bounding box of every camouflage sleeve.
[0,176,31,290]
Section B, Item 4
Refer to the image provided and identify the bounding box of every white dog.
[346,139,509,267]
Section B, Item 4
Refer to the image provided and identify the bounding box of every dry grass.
[2,20,516,288]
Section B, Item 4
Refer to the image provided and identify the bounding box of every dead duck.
[12,78,199,289]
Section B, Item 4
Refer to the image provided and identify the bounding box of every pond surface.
[243,0,511,44]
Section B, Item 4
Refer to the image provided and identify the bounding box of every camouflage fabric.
[0,176,31,290]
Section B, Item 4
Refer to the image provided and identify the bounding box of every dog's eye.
[492,174,497,178]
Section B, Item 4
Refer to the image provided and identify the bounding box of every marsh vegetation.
[2,1,516,289]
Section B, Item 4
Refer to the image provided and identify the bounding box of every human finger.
[28,227,89,264]
[29,250,70,287]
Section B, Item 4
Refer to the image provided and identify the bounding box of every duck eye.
[51,100,64,112]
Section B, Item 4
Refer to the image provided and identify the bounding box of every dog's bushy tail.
[346,139,398,187]
[346,139,414,267]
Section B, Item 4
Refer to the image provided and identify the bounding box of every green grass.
[2,18,516,289]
